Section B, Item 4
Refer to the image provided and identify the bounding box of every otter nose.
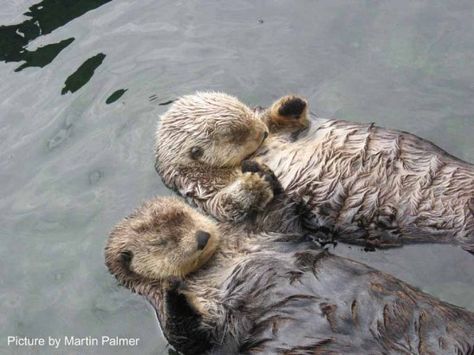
[196,230,211,250]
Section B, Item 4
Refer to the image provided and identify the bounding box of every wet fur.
[155,92,474,252]
[155,92,273,223]
[105,197,474,354]
[256,117,474,252]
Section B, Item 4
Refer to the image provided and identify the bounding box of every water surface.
[1,1,473,354]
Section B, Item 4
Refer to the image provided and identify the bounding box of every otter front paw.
[166,276,185,293]
[220,171,274,222]
[241,160,283,194]
[270,95,309,128]
[164,277,190,316]
[163,277,212,354]
[239,172,274,210]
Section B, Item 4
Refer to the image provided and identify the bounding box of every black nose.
[263,131,269,140]
[196,230,211,250]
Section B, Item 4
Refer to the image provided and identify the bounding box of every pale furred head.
[155,92,268,171]
[105,197,220,287]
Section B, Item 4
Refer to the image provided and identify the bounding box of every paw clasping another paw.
[241,160,284,194]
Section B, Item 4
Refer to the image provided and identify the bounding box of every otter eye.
[119,250,133,268]
[152,239,168,247]
[222,126,250,142]
[190,146,203,160]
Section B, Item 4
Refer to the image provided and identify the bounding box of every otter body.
[105,197,474,354]
[155,92,474,252]
[256,116,474,251]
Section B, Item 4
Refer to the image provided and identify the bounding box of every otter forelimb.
[163,280,212,354]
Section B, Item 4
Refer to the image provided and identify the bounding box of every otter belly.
[218,250,474,354]
[256,118,474,251]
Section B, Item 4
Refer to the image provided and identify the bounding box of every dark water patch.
[148,95,175,105]
[61,53,106,95]
[15,37,74,72]
[158,99,176,106]
[0,0,111,68]
[106,89,127,104]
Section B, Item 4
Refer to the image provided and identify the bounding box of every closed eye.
[221,127,249,142]
[150,239,168,247]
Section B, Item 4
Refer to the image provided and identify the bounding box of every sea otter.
[154,92,474,252]
[105,196,474,354]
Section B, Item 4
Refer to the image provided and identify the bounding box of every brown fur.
[105,197,219,283]
[105,197,474,354]
[155,92,279,223]
[154,92,474,252]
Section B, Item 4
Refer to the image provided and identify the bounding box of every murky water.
[1,1,473,354]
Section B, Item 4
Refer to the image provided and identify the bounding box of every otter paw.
[241,160,283,194]
[220,167,280,221]
[221,171,275,219]
[241,159,265,174]
[240,172,274,209]
[166,276,186,293]
[270,95,309,124]
[277,96,307,119]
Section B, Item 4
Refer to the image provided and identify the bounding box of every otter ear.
[190,146,203,160]
[119,250,133,270]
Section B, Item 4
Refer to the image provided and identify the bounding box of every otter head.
[105,197,220,288]
[155,92,268,172]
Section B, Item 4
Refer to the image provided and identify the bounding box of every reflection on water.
[158,100,176,106]
[106,89,127,104]
[14,37,75,72]
[0,0,473,354]
[61,53,106,94]
[0,0,111,71]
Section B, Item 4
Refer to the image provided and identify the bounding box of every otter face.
[106,197,219,281]
[156,92,268,169]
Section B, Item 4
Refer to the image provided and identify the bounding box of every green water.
[1,1,473,354]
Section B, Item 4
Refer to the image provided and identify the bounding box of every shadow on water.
[0,0,112,71]
[106,89,127,104]
[61,52,106,94]
[14,37,75,71]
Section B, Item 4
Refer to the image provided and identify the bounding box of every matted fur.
[155,92,278,224]
[155,92,474,252]
[105,197,474,354]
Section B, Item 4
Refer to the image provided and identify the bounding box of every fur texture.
[154,92,474,252]
[105,197,474,354]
